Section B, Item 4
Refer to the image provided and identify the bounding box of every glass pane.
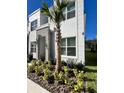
[61,48,66,55]
[31,20,37,31]
[67,37,75,46]
[61,38,66,46]
[67,47,76,56]
[40,14,48,25]
[31,42,36,53]
[67,1,75,12]
[67,10,75,19]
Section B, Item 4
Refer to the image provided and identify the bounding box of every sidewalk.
[27,78,50,93]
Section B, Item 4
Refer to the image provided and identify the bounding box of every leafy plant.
[58,71,64,80]
[75,63,84,70]
[36,60,42,66]
[31,60,37,66]
[73,69,78,77]
[34,66,42,76]
[54,71,65,84]
[77,71,84,79]
[43,67,52,81]
[74,79,83,92]
[77,79,83,89]
[63,66,69,73]
[41,63,46,69]
[27,63,35,73]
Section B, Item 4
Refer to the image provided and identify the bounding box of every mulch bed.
[27,65,85,93]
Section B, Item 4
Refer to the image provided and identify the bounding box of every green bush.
[73,69,78,77]
[27,63,35,73]
[34,66,42,76]
[31,60,37,66]
[74,79,83,92]
[43,67,51,81]
[77,71,84,79]
[36,60,42,66]
[64,66,69,73]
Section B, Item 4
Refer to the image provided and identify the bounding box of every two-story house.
[27,0,85,64]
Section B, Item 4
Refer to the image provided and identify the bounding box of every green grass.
[85,66,97,93]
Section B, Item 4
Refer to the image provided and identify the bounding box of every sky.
[27,0,97,40]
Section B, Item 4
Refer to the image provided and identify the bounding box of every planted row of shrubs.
[27,60,88,92]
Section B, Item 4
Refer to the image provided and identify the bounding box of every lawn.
[85,66,97,93]
[85,48,97,93]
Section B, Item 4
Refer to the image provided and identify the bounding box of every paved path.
[27,78,50,93]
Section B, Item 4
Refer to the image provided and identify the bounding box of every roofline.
[28,8,41,18]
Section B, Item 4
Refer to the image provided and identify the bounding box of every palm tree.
[41,0,68,72]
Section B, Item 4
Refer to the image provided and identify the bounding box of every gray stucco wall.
[37,27,50,61]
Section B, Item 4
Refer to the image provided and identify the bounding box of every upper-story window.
[67,1,75,19]
[31,19,37,31]
[40,14,48,25]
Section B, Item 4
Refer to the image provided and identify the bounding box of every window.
[67,1,75,19]
[61,37,76,56]
[40,14,48,25]
[31,42,36,53]
[31,20,37,31]
[62,1,75,21]
[61,38,66,55]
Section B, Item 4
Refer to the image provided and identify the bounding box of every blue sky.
[27,0,97,40]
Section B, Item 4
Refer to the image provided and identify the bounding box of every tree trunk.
[55,24,61,73]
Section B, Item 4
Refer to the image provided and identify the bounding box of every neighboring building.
[27,0,85,64]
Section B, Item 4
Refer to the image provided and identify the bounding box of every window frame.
[67,0,75,19]
[61,37,76,57]
[31,42,36,53]
[31,19,37,31]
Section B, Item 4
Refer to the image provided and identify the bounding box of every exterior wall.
[77,0,85,64]
[37,27,50,61]
[28,9,41,59]
[28,0,85,64]
[49,0,85,64]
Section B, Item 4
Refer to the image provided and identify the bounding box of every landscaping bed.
[27,60,97,93]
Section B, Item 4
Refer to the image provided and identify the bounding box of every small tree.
[41,0,68,72]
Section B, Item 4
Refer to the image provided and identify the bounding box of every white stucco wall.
[28,9,41,59]
[28,0,85,64]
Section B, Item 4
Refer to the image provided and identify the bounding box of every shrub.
[77,71,84,79]
[75,63,84,70]
[31,60,37,66]
[41,63,46,69]
[47,75,54,84]
[43,67,52,81]
[63,66,69,73]
[67,61,74,69]
[64,77,74,86]
[36,60,42,66]
[27,54,33,62]
[40,56,45,61]
[73,69,78,77]
[74,79,83,92]
[62,61,67,66]
[58,71,65,80]
[34,66,42,76]
[27,63,35,73]
[54,71,65,84]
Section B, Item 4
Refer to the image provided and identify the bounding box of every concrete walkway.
[27,78,50,93]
